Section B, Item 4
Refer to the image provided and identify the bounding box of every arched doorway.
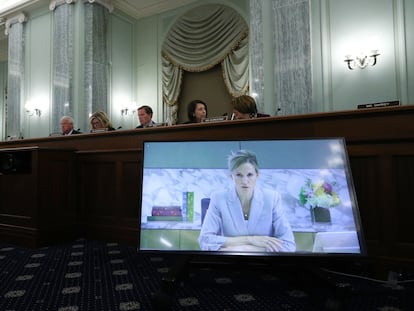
[177,65,233,123]
[161,4,249,124]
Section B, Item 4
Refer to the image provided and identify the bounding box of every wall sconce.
[344,50,380,70]
[121,107,129,116]
[120,102,137,117]
[24,101,41,117]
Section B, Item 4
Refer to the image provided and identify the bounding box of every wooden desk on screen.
[0,106,413,264]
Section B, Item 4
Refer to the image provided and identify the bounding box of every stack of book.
[146,191,195,222]
[147,206,183,221]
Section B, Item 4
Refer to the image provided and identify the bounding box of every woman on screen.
[198,150,296,252]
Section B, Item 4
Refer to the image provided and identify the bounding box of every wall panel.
[110,11,136,129]
[25,9,52,138]
[0,147,76,247]
[394,155,414,244]
[348,156,382,250]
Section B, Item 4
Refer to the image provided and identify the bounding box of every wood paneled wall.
[1,106,413,265]
[0,147,76,247]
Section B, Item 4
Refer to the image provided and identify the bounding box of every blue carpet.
[0,239,412,310]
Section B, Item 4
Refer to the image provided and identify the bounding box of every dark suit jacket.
[136,121,156,128]
[62,129,82,135]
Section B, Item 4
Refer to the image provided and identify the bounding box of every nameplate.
[357,100,400,109]
[202,116,228,122]
[7,136,23,141]
[91,128,108,133]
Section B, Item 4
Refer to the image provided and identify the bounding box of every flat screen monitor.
[138,138,366,258]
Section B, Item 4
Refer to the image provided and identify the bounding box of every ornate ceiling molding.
[84,0,113,13]
[5,12,26,35]
[49,0,77,11]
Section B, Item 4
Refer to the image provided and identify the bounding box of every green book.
[187,192,194,222]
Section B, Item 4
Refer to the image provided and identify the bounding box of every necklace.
[240,195,252,220]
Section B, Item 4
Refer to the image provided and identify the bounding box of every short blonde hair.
[90,111,113,129]
[228,149,259,173]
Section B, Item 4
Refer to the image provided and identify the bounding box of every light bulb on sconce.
[24,101,41,116]
[121,107,129,116]
[120,102,138,117]
[344,49,380,70]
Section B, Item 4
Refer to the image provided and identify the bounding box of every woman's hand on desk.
[247,236,284,252]
[222,235,285,252]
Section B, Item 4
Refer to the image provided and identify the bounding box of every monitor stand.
[150,255,364,311]
[151,255,192,311]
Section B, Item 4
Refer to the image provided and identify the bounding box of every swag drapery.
[161,4,249,123]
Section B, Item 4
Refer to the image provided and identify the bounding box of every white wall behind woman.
[110,10,137,129]
[2,0,413,139]
[23,6,52,138]
[311,0,412,112]
[136,15,160,124]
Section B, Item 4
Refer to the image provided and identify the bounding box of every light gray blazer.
[198,186,296,252]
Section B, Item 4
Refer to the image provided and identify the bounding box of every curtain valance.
[161,4,249,122]
[162,5,248,72]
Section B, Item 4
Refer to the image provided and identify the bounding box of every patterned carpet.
[0,239,413,311]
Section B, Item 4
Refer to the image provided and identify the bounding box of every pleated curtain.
[162,4,249,123]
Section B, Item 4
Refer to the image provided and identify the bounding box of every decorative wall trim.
[51,1,75,133]
[6,20,24,139]
[319,0,333,111]
[271,0,312,115]
[84,0,113,13]
[49,0,77,11]
[393,0,408,104]
[83,2,110,127]
[249,0,265,113]
[5,12,27,35]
